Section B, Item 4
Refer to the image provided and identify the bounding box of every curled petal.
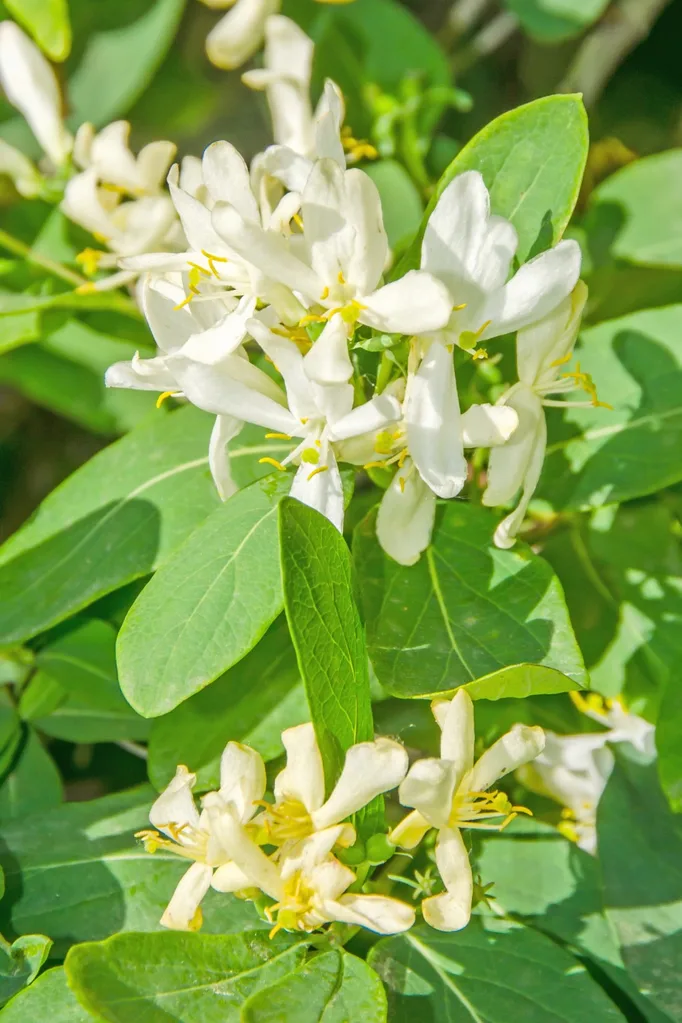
[211,861,254,893]
[209,414,241,502]
[389,809,432,850]
[432,690,475,779]
[460,403,518,449]
[205,0,279,70]
[398,757,459,830]
[289,446,345,533]
[466,723,546,793]
[303,314,352,386]
[160,862,213,931]
[150,765,200,836]
[218,741,267,823]
[312,737,409,832]
[360,271,452,335]
[275,722,325,813]
[422,826,472,932]
[329,893,415,934]
[205,803,282,901]
[376,462,436,567]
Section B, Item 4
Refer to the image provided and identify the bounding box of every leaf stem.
[0,226,86,287]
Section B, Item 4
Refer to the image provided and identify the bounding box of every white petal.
[168,164,228,256]
[248,317,318,422]
[61,169,115,239]
[421,171,492,288]
[301,158,355,289]
[104,353,177,392]
[274,722,325,813]
[289,446,344,532]
[466,723,545,793]
[422,826,472,931]
[0,22,72,165]
[493,411,547,549]
[311,738,409,832]
[259,144,313,193]
[376,462,436,567]
[137,139,177,193]
[202,141,259,222]
[150,765,200,836]
[142,277,196,353]
[204,802,282,900]
[179,296,256,363]
[314,80,345,167]
[460,403,518,448]
[344,168,388,295]
[329,392,401,443]
[482,387,544,508]
[481,240,582,339]
[404,342,467,499]
[218,741,267,822]
[306,854,355,902]
[282,827,352,882]
[246,15,315,154]
[432,690,475,777]
[0,139,41,196]
[329,894,415,934]
[208,414,241,501]
[517,280,588,389]
[205,0,279,69]
[388,809,432,850]
[469,215,518,293]
[360,271,452,335]
[160,862,213,931]
[212,202,322,298]
[303,314,352,386]
[398,757,458,829]
[211,860,253,893]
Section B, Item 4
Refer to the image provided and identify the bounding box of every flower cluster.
[0,14,606,563]
[139,690,545,936]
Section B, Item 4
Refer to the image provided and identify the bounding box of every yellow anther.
[472,348,488,361]
[75,282,97,295]
[92,231,111,244]
[258,457,288,472]
[75,248,104,277]
[570,690,609,715]
[337,270,346,285]
[307,465,329,481]
[374,431,395,456]
[174,285,199,311]
[188,261,211,278]
[550,352,572,368]
[301,447,320,464]
[320,286,330,300]
[156,390,180,409]
[299,314,327,326]
[452,302,468,312]
[399,476,406,493]
[201,249,228,278]
[562,363,613,410]
[264,432,292,440]
[292,213,304,230]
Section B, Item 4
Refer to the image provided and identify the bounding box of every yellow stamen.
[562,363,613,409]
[174,285,199,311]
[292,213,304,230]
[75,248,104,277]
[320,286,330,300]
[259,457,288,472]
[472,348,488,361]
[264,432,292,440]
[75,283,97,295]
[299,314,327,326]
[399,476,406,492]
[187,261,211,278]
[301,447,320,464]
[156,390,180,409]
[307,465,329,481]
[337,270,346,285]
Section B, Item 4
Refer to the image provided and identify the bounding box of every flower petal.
[142,277,197,353]
[432,690,475,778]
[329,391,401,443]
[105,352,177,392]
[421,171,492,290]
[482,387,544,509]
[0,21,72,165]
[376,461,436,567]
[209,414,241,500]
[274,722,325,813]
[360,271,452,335]
[301,158,356,288]
[150,765,200,836]
[205,0,279,70]
[517,280,588,389]
[303,313,352,385]
[218,741,267,822]
[204,802,282,900]
[388,808,432,849]
[168,165,228,256]
[329,894,415,934]
[289,446,345,532]
[248,316,318,422]
[422,826,472,932]
[211,860,253,893]
[460,403,518,448]
[466,722,545,793]
[160,862,213,931]
[493,410,547,549]
[404,341,467,499]
[343,168,388,295]
[314,80,345,167]
[481,239,582,339]
[311,738,409,831]
[202,141,259,222]
[398,757,459,829]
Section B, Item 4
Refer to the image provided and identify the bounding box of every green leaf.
[280,498,374,793]
[0,967,95,1022]
[599,752,682,1022]
[462,663,580,701]
[118,474,291,718]
[588,150,682,268]
[242,949,387,1023]
[0,786,262,953]
[369,918,624,1021]
[354,504,586,698]
[396,94,588,274]
[475,818,672,1023]
[0,405,220,645]
[4,0,71,60]
[503,0,609,42]
[21,619,149,743]
[148,618,307,791]
[0,933,52,1008]
[0,693,22,783]
[67,0,186,126]
[65,930,307,1022]
[0,728,62,822]
[0,308,40,357]
[541,305,682,509]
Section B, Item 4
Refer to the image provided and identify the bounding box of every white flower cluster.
[0,16,606,562]
[139,689,545,936]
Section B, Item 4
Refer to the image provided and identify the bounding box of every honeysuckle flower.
[0,21,72,168]
[482,281,594,548]
[208,815,416,936]
[390,689,545,931]
[213,157,452,336]
[105,276,263,497]
[0,137,42,197]
[256,722,409,853]
[136,742,266,931]
[520,693,655,854]
[73,120,177,197]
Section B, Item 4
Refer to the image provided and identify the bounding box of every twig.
[452,11,520,74]
[0,226,86,287]
[560,0,673,107]
[116,739,149,761]
[441,0,492,48]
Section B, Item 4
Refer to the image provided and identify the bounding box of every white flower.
[73,120,176,197]
[521,694,655,854]
[401,171,582,515]
[0,21,72,168]
[137,742,266,930]
[105,276,263,498]
[202,0,280,71]
[390,689,545,931]
[482,280,591,548]
[208,815,415,936]
[0,137,42,197]
[257,722,409,853]
[213,157,453,336]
